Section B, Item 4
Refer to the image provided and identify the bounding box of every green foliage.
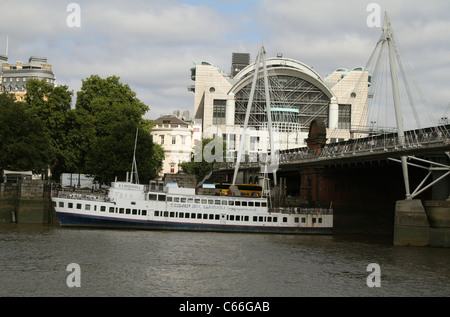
[1,75,164,184]
[74,75,161,183]
[0,93,52,173]
[25,79,74,179]
[180,137,226,183]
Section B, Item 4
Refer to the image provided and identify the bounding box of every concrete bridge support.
[393,199,430,246]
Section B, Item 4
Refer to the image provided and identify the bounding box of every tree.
[84,121,163,184]
[180,137,226,183]
[75,75,162,183]
[24,79,74,180]
[0,93,51,173]
[75,75,148,137]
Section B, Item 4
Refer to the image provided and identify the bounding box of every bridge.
[211,13,450,247]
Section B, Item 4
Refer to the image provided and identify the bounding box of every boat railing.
[270,207,333,215]
[54,190,110,202]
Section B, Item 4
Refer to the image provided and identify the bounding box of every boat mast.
[130,128,139,184]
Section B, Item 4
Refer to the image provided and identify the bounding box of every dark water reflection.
[0,224,449,297]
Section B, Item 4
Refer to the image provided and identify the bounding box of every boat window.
[267,217,272,222]
[149,194,157,201]
[262,202,267,207]
[283,217,288,223]
[319,218,322,223]
[215,200,220,205]
[222,200,227,205]
[154,210,159,216]
[68,203,73,208]
[131,202,136,205]
[191,213,196,218]
[295,218,299,223]
[258,216,264,222]
[167,196,173,202]
[248,202,254,207]
[158,195,166,202]
[201,199,207,204]
[119,208,124,214]
[273,217,277,222]
[174,197,180,202]
[187,198,193,203]
[132,209,138,215]
[85,204,91,211]
[235,201,241,206]
[181,198,186,203]
[208,199,214,204]
[236,215,241,221]
[194,198,200,203]
[242,201,247,207]
[142,210,147,216]
[244,216,249,221]
[179,212,184,218]
[126,208,131,214]
[312,218,316,223]
[203,214,208,219]
[76,204,82,210]
[253,216,257,222]
[169,212,174,217]
[100,206,106,212]
[229,215,234,221]
[302,218,306,223]
[164,211,169,217]
[255,202,260,207]
[228,201,234,206]
[185,213,190,219]
[59,202,64,207]
[109,207,114,213]
[215,215,220,220]
[197,213,202,219]
[209,214,214,220]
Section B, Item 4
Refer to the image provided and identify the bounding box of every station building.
[189,52,371,161]
[0,55,56,102]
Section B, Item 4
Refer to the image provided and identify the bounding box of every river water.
[0,224,449,298]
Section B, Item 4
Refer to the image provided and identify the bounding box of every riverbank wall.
[0,180,56,224]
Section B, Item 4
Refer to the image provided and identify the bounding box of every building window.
[250,136,259,151]
[172,136,176,144]
[213,99,226,125]
[160,135,164,145]
[338,104,351,129]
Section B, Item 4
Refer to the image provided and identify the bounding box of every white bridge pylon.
[374,12,450,199]
[232,43,278,189]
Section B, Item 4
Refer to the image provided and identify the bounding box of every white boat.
[51,181,333,234]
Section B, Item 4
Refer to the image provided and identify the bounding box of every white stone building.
[151,115,194,177]
[188,53,371,160]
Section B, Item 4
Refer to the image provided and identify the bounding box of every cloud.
[0,0,448,126]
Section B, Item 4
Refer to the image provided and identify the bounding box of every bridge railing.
[215,126,450,169]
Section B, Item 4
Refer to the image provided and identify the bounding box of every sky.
[1,0,449,129]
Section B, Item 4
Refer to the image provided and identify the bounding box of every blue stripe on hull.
[56,212,332,235]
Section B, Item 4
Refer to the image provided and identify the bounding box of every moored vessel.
[52,180,333,234]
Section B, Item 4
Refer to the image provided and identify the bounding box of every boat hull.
[56,211,333,235]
